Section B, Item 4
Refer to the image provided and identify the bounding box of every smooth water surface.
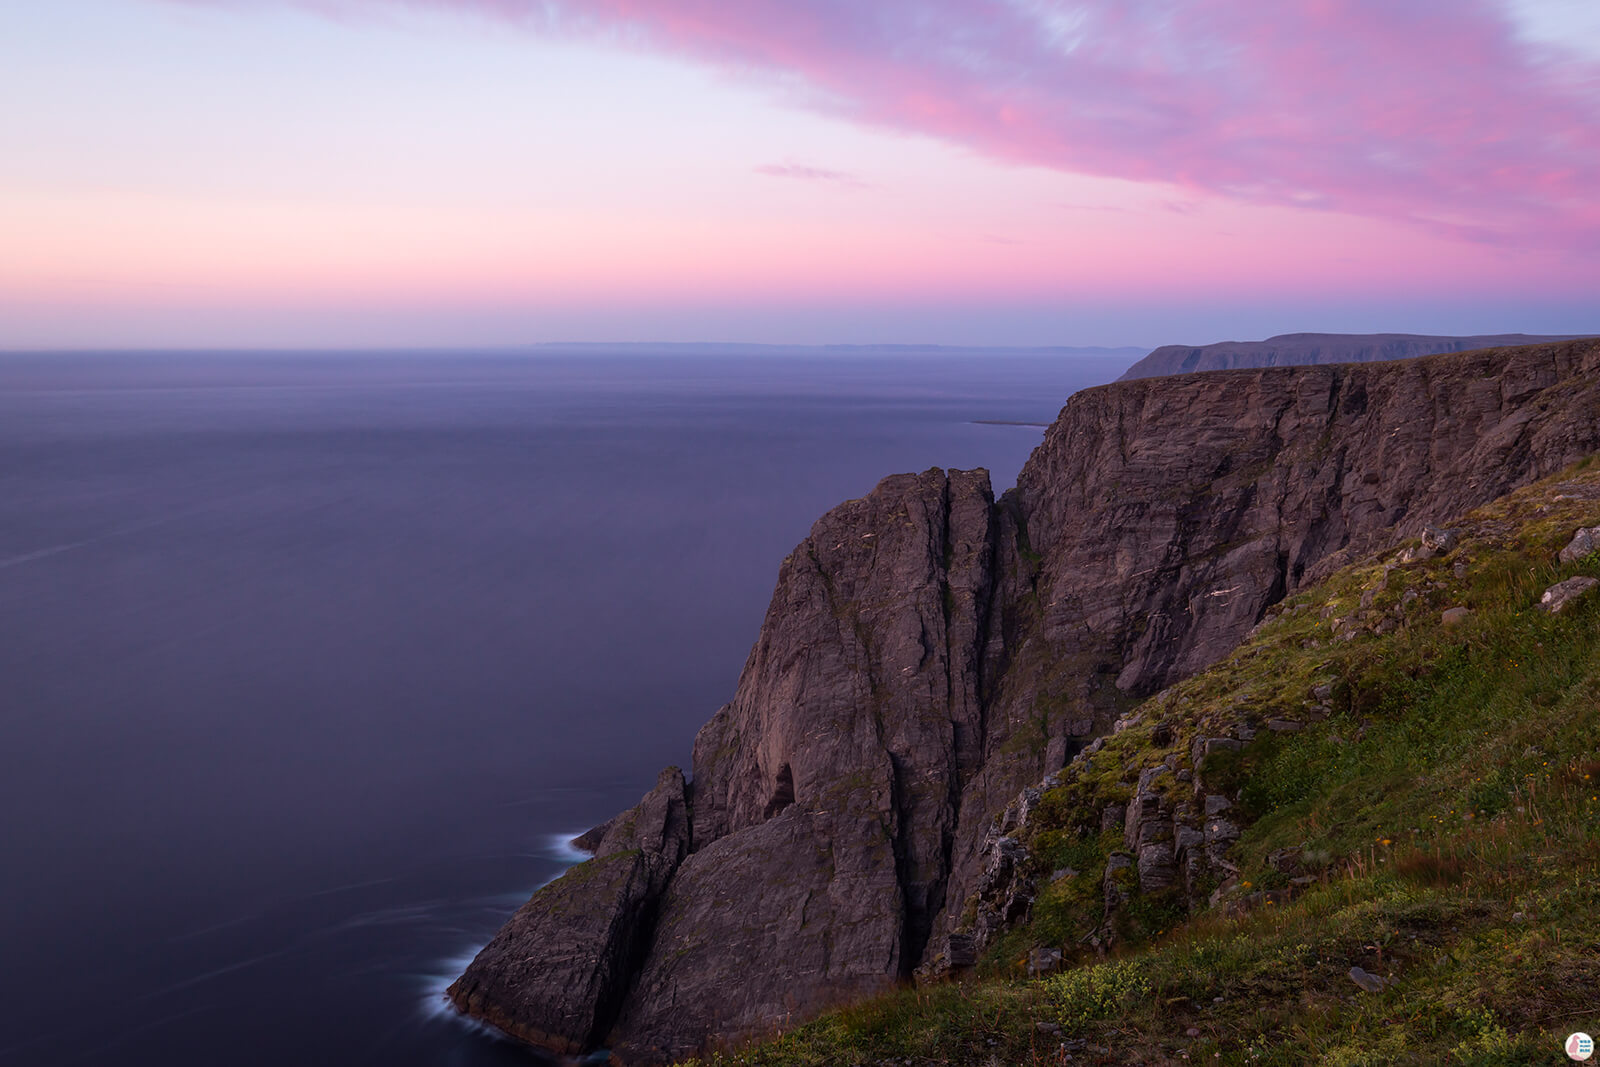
[0,348,1134,1065]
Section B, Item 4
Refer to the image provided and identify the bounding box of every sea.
[0,346,1138,1066]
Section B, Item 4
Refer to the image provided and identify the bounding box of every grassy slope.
[682,456,1600,1066]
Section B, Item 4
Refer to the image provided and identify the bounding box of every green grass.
[679,459,1600,1066]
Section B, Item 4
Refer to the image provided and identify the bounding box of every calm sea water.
[0,348,1134,1066]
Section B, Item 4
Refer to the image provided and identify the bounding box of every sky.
[1,0,1597,349]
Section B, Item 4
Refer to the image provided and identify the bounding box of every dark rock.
[570,821,612,856]
[1173,821,1207,893]
[945,933,978,969]
[1204,817,1240,866]
[1137,842,1179,892]
[1267,719,1303,732]
[1124,793,1167,851]
[959,805,1045,958]
[1540,576,1598,614]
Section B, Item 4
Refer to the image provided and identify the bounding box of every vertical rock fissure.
[1262,550,1290,626]
[763,764,795,819]
[887,749,919,976]
[893,475,952,973]
[586,881,668,1050]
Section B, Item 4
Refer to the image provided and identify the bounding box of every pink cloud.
[753,162,868,188]
[293,0,1598,252]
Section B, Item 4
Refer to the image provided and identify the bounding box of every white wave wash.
[420,831,594,1027]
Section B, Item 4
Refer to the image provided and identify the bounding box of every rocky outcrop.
[610,805,904,1062]
[1540,576,1598,614]
[931,338,1600,949]
[446,768,689,1053]
[1558,526,1600,564]
[607,467,1008,1057]
[454,338,1600,1061]
[1117,332,1590,381]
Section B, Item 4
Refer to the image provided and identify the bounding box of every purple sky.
[2,0,1596,347]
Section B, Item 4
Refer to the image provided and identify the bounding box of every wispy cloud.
[194,0,1600,249]
[753,162,869,188]
[1056,202,1130,215]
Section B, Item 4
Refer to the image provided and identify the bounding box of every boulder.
[1348,966,1387,993]
[1558,526,1600,564]
[945,933,978,969]
[1540,576,1599,614]
[1422,526,1461,555]
[1027,946,1064,977]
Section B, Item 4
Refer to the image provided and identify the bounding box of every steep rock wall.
[934,339,1600,946]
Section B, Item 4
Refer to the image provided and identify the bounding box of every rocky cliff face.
[450,339,1600,1062]
[1117,332,1590,381]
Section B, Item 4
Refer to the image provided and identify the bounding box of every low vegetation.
[682,457,1600,1066]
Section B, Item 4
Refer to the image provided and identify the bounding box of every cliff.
[675,444,1600,1066]
[1116,331,1591,381]
[449,338,1600,1062]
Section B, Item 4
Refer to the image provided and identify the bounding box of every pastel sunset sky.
[3,0,1597,348]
